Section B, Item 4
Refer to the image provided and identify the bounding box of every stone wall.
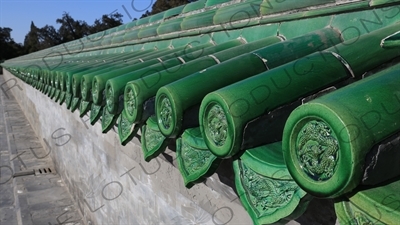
[2,69,253,224]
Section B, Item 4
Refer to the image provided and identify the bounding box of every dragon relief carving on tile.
[296,120,339,181]
[119,113,133,138]
[144,126,165,152]
[239,162,299,217]
[181,141,214,174]
[207,104,228,147]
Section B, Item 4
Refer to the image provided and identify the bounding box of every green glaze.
[117,110,141,145]
[141,116,169,162]
[59,92,66,105]
[157,28,341,138]
[259,0,334,16]
[124,37,272,125]
[101,107,119,133]
[296,120,339,181]
[54,89,61,102]
[65,93,73,110]
[327,22,400,77]
[136,16,151,26]
[282,64,400,198]
[331,7,400,41]
[72,64,123,97]
[157,18,184,35]
[79,101,92,117]
[199,52,347,158]
[370,0,400,5]
[213,0,263,25]
[149,11,166,23]
[206,104,227,147]
[104,41,240,115]
[199,23,400,159]
[79,49,166,100]
[49,87,55,99]
[241,24,278,43]
[64,53,139,95]
[176,127,222,188]
[381,31,400,49]
[163,5,185,19]
[279,16,331,40]
[70,97,81,113]
[233,142,311,225]
[138,23,161,39]
[123,29,140,42]
[205,0,230,7]
[91,44,213,105]
[335,178,400,225]
[258,2,369,28]
[182,0,206,13]
[181,9,217,30]
[103,41,226,114]
[90,104,103,125]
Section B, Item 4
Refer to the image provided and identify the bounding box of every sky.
[0,0,155,44]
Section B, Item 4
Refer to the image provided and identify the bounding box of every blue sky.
[0,0,154,44]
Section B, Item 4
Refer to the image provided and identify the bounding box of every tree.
[141,0,194,17]
[0,27,24,60]
[38,25,62,48]
[21,12,124,54]
[23,21,41,53]
[23,22,61,53]
[56,12,91,43]
[90,13,123,33]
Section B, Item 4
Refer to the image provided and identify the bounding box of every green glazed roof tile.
[111,35,125,45]
[90,104,103,125]
[141,116,169,162]
[226,18,260,30]
[125,20,138,29]
[282,63,400,198]
[370,0,400,6]
[117,110,141,145]
[142,41,159,50]
[136,16,152,26]
[164,5,186,19]
[241,23,278,42]
[381,31,400,48]
[155,40,173,49]
[182,0,206,13]
[138,23,161,39]
[279,16,332,39]
[149,11,166,23]
[181,9,218,30]
[205,0,232,7]
[159,32,181,40]
[116,23,130,32]
[176,128,222,188]
[123,29,141,42]
[233,142,311,225]
[79,100,91,117]
[260,0,335,16]
[213,0,263,25]
[101,106,119,133]
[335,178,400,225]
[331,6,400,41]
[157,17,184,35]
[211,29,242,44]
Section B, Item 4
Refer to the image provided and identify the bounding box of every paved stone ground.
[0,75,83,225]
